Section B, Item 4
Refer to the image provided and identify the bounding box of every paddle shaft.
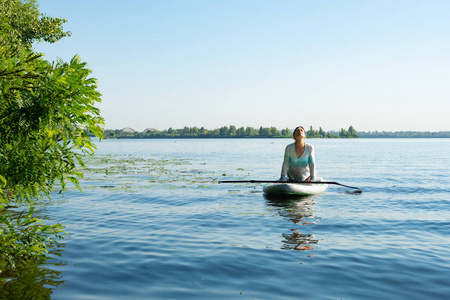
[219,180,361,190]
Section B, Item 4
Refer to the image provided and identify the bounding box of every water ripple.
[3,139,449,299]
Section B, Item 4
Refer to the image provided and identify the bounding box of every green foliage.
[281,128,290,136]
[103,126,363,139]
[339,126,359,138]
[356,131,450,138]
[0,260,63,299]
[0,5,104,204]
[0,54,104,202]
[0,0,70,46]
[305,126,359,138]
[319,127,325,138]
[0,206,66,269]
[104,126,290,138]
[104,127,449,139]
[0,0,103,270]
[307,126,320,138]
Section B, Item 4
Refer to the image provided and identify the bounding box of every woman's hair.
[293,126,304,135]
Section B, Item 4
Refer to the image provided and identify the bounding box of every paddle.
[219,180,362,194]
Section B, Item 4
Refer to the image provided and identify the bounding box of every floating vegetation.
[69,154,254,192]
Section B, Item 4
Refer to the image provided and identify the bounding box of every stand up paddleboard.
[219,179,361,195]
[263,182,328,196]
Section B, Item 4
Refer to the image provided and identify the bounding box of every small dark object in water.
[346,189,362,194]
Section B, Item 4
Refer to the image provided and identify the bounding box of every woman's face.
[293,126,306,139]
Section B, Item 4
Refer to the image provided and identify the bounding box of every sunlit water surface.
[2,139,450,299]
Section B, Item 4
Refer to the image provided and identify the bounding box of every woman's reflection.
[265,194,319,253]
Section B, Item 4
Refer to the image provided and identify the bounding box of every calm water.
[1,138,450,299]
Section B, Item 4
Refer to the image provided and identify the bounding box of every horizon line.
[102,127,450,133]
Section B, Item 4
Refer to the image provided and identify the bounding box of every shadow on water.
[264,194,319,252]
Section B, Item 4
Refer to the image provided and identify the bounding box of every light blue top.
[280,142,316,181]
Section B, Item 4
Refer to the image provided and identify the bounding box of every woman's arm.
[280,146,290,180]
[308,145,316,181]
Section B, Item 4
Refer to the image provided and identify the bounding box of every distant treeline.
[356,131,450,138]
[100,126,450,139]
[102,126,359,139]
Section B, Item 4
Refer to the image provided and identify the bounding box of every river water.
[1,138,450,299]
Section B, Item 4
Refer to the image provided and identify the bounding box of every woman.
[280,126,317,182]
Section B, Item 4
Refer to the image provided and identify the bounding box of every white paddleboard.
[263,182,328,196]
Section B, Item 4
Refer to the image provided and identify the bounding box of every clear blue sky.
[34,0,450,132]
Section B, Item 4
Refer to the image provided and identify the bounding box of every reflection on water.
[0,203,66,300]
[0,246,65,300]
[3,139,448,299]
[264,195,319,253]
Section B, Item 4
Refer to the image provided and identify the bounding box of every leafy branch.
[0,0,103,272]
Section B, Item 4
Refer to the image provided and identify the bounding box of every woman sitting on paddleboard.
[280,126,317,182]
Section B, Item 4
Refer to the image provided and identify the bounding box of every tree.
[338,126,359,138]
[102,125,362,139]
[182,126,191,136]
[319,127,325,138]
[281,128,291,137]
[192,126,199,136]
[0,0,104,270]
[326,133,337,138]
[348,126,358,138]
[0,0,70,46]
[228,125,237,137]
[339,128,348,138]
[245,127,256,136]
[219,126,229,137]
[237,126,245,137]
[307,126,319,138]
[259,127,271,137]
[270,127,280,137]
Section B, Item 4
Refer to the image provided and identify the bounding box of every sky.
[34,0,450,132]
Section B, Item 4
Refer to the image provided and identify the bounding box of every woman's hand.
[279,175,288,182]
